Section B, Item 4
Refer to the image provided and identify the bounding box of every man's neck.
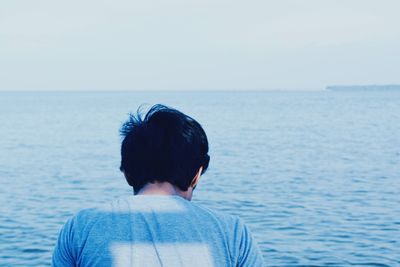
[136,182,192,200]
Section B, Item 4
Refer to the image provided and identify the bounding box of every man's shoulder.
[71,206,107,221]
[68,196,245,234]
[65,204,115,233]
[189,201,244,231]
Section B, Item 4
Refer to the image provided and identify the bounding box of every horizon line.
[0,88,324,93]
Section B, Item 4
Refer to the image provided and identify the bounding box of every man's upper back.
[52,195,264,267]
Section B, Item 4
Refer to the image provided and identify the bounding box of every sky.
[0,0,399,91]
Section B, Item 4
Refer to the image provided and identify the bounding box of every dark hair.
[120,104,210,194]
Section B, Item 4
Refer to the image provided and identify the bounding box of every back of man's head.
[120,104,210,194]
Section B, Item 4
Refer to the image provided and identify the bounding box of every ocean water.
[0,91,399,266]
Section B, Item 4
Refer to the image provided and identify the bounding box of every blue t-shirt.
[52,195,265,266]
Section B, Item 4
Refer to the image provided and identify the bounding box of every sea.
[0,90,399,266]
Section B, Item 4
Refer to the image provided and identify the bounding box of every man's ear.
[190,166,203,188]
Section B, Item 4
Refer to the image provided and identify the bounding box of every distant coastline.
[326,85,400,91]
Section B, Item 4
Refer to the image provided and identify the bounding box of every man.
[52,104,265,266]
